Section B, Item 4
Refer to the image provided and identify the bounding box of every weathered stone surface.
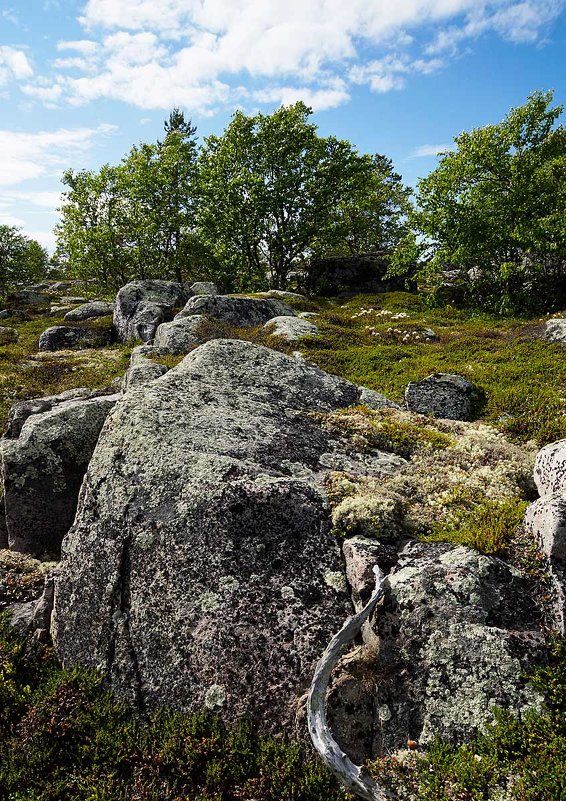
[177,295,295,327]
[525,492,566,562]
[48,280,81,294]
[266,290,307,300]
[0,309,29,320]
[52,339,403,732]
[113,281,188,343]
[342,536,398,610]
[49,305,75,317]
[153,315,206,353]
[0,326,18,345]
[330,542,545,757]
[4,387,111,439]
[38,325,112,352]
[543,318,566,343]
[358,386,401,411]
[7,290,50,306]
[60,296,89,304]
[64,301,115,322]
[189,281,219,296]
[1,394,119,555]
[123,358,168,391]
[405,373,476,420]
[533,439,566,497]
[263,315,319,342]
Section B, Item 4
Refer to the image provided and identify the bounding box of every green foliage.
[0,226,49,296]
[415,91,566,314]
[0,619,346,801]
[370,638,566,800]
[422,496,528,556]
[56,110,207,291]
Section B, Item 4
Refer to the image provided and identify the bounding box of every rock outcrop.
[153,315,206,353]
[263,315,319,342]
[525,438,566,631]
[38,325,113,351]
[176,295,296,327]
[113,281,188,343]
[64,301,115,322]
[51,340,400,731]
[329,541,545,758]
[405,373,477,420]
[1,393,119,555]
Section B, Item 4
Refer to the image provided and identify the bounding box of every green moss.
[369,638,566,801]
[421,496,529,556]
[317,406,454,458]
[0,617,347,801]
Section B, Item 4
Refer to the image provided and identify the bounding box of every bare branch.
[307,566,394,801]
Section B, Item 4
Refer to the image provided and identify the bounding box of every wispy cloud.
[0,124,117,186]
[410,143,455,158]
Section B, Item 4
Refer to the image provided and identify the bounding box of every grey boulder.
[123,357,168,391]
[51,339,399,732]
[177,295,296,327]
[533,439,566,496]
[329,542,545,758]
[189,281,219,296]
[153,315,206,354]
[0,309,29,321]
[64,301,114,322]
[405,373,477,420]
[7,290,50,306]
[1,393,119,555]
[38,325,112,351]
[543,318,566,343]
[113,281,188,343]
[263,315,319,342]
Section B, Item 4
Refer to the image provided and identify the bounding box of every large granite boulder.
[64,301,114,322]
[1,394,119,555]
[525,438,566,632]
[3,387,112,439]
[405,373,477,421]
[329,541,545,758]
[0,309,29,321]
[176,296,296,327]
[51,340,400,732]
[153,315,206,354]
[113,281,188,343]
[189,281,219,296]
[7,290,50,306]
[38,325,112,351]
[263,316,319,342]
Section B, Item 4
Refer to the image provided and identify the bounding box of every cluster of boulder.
[1,277,565,771]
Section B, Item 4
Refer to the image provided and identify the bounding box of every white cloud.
[410,143,455,157]
[0,46,33,84]
[0,124,117,186]
[17,0,566,113]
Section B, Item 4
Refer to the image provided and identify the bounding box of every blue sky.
[1,0,565,252]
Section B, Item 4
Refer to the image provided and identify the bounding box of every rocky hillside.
[1,280,566,800]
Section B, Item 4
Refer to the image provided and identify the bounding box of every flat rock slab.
[264,315,319,342]
[1,394,119,555]
[52,339,399,732]
[177,295,296,327]
[189,282,218,296]
[7,290,51,306]
[64,301,115,322]
[405,372,476,420]
[113,281,188,343]
[39,325,112,351]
